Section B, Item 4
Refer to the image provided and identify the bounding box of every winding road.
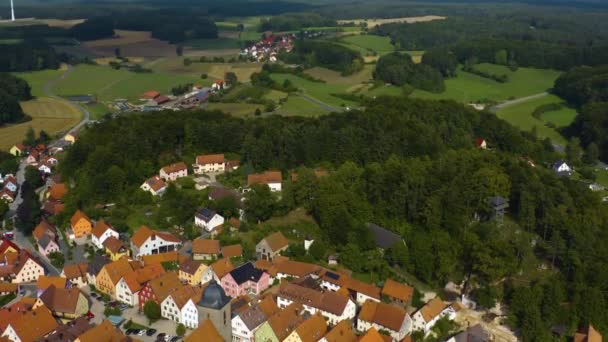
[489,92,549,113]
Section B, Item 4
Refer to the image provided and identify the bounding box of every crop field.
[337,16,446,28]
[410,64,561,103]
[205,103,261,117]
[496,94,576,145]
[52,65,205,101]
[83,30,179,57]
[152,58,262,80]
[0,97,82,151]
[339,35,395,55]
[304,65,374,85]
[269,74,357,107]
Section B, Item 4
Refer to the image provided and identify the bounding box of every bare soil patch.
[338,15,446,28]
[84,30,178,57]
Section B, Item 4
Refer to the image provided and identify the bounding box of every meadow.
[152,58,262,81]
[276,96,329,117]
[14,69,63,97]
[269,74,357,108]
[496,94,576,145]
[205,103,261,117]
[337,16,446,28]
[0,97,82,151]
[338,35,395,56]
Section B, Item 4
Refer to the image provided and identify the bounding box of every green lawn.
[411,64,561,103]
[276,96,329,117]
[86,103,112,120]
[496,94,576,145]
[184,38,242,50]
[205,103,261,117]
[14,69,63,97]
[53,65,204,101]
[269,74,356,108]
[339,35,395,55]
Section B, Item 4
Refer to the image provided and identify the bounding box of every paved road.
[297,93,343,112]
[489,92,549,113]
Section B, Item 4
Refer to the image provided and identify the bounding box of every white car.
[137,330,146,336]
[164,336,173,342]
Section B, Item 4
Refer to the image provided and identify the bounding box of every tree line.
[0,74,32,125]
[0,42,61,72]
[279,40,364,75]
[374,52,445,93]
[259,12,336,32]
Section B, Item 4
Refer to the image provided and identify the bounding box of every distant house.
[26,150,39,164]
[221,262,270,297]
[130,225,181,257]
[192,239,220,261]
[552,160,572,177]
[38,162,52,174]
[103,237,129,261]
[476,137,487,149]
[356,300,412,341]
[382,279,414,307]
[212,80,224,91]
[194,208,225,232]
[179,257,213,286]
[411,297,456,334]
[91,219,119,250]
[37,234,60,257]
[193,154,226,174]
[3,176,17,193]
[9,251,45,284]
[366,223,404,250]
[256,231,289,261]
[142,90,160,99]
[231,299,278,342]
[248,171,283,192]
[96,258,134,297]
[64,133,77,145]
[159,162,188,182]
[140,176,167,196]
[70,210,92,239]
[9,143,27,157]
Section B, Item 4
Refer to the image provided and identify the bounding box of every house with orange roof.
[95,257,135,297]
[185,319,224,342]
[34,285,89,319]
[248,171,282,192]
[254,303,307,342]
[411,297,456,334]
[179,257,213,286]
[210,258,234,282]
[0,282,18,296]
[130,225,181,257]
[46,183,67,201]
[140,176,167,196]
[575,325,603,342]
[33,220,57,242]
[256,231,289,261]
[0,299,36,332]
[286,313,327,342]
[91,219,119,249]
[103,236,130,261]
[231,296,278,342]
[193,154,226,174]
[161,285,204,328]
[319,320,357,342]
[70,210,92,239]
[115,263,164,306]
[74,320,131,342]
[358,327,390,342]
[192,238,220,260]
[356,300,412,341]
[221,244,243,259]
[61,263,89,288]
[7,250,45,284]
[381,279,414,307]
[159,162,188,182]
[142,90,160,99]
[137,271,181,311]
[36,276,67,297]
[1,306,58,342]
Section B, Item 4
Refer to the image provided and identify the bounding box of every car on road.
[137,330,146,336]
[125,329,135,335]
[170,336,180,342]
[146,329,157,336]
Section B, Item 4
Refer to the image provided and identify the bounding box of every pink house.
[37,234,60,256]
[220,262,270,298]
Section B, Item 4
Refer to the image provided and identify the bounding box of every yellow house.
[103,237,130,261]
[64,133,77,144]
[96,258,133,297]
[179,257,211,285]
[34,286,89,319]
[70,210,92,238]
[9,144,26,157]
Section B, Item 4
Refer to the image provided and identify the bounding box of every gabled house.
[221,262,270,298]
[254,303,306,342]
[34,285,89,319]
[185,319,224,342]
[137,271,181,311]
[116,263,164,306]
[286,313,328,342]
[346,277,382,306]
[192,238,220,261]
[446,324,491,342]
[36,276,67,297]
[256,231,289,261]
[552,160,572,177]
[3,176,17,192]
[2,250,46,284]
[210,258,234,282]
[161,285,203,329]
[130,225,181,257]
[95,257,135,297]
[411,297,456,334]
[9,143,27,157]
[75,320,132,342]
[222,244,243,259]
[70,210,92,239]
[26,150,39,164]
[179,257,213,285]
[193,154,226,174]
[61,263,89,288]
[2,306,58,342]
[476,137,487,149]
[231,298,278,342]
[356,300,412,341]
[248,171,283,192]
[194,208,225,232]
[38,234,60,257]
[91,219,119,250]
[33,220,57,242]
[47,183,67,201]
[103,237,129,261]
[85,255,110,287]
[64,133,77,145]
[140,176,167,196]
[382,279,414,307]
[38,162,52,174]
[159,162,188,182]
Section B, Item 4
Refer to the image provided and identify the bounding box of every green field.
[15,69,64,97]
[184,38,242,50]
[152,58,262,80]
[410,64,561,103]
[205,103,261,117]
[339,34,395,55]
[496,94,576,145]
[269,74,356,108]
[86,103,112,120]
[276,96,329,117]
[52,65,205,101]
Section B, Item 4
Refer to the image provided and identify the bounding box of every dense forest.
[0,42,61,72]
[374,52,445,92]
[259,12,336,32]
[59,97,607,337]
[0,74,31,125]
[69,17,115,41]
[280,40,363,75]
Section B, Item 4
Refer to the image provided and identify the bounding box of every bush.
[143,300,161,321]
[176,323,186,337]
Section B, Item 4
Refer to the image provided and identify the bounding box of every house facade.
[70,210,92,239]
[91,219,119,250]
[194,209,225,232]
[161,286,202,329]
[138,272,181,311]
[12,253,45,284]
[193,154,226,174]
[248,171,282,192]
[159,162,188,182]
[356,300,412,341]
[411,297,456,334]
[37,235,60,257]
[140,176,167,196]
[256,231,289,261]
[179,258,213,285]
[221,262,270,298]
[130,225,181,257]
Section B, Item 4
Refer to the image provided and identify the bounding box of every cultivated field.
[269,74,357,108]
[152,58,262,80]
[83,30,179,57]
[338,16,446,28]
[339,35,395,56]
[496,94,576,145]
[0,97,82,151]
[205,103,261,117]
[276,96,329,117]
[304,65,374,85]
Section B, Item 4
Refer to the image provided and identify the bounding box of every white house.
[130,225,181,257]
[12,252,45,284]
[3,177,17,192]
[140,176,167,196]
[161,286,202,329]
[552,160,572,176]
[247,171,282,192]
[38,163,52,174]
[159,162,188,182]
[356,300,412,341]
[411,297,456,334]
[193,154,226,174]
[194,208,225,232]
[91,219,119,250]
[232,305,269,342]
[277,282,356,326]
[116,276,140,306]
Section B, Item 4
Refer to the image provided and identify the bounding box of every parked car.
[146,329,157,336]
[170,337,180,342]
[137,330,146,336]
[125,329,135,335]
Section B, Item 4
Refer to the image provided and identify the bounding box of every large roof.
[161,162,187,175]
[33,220,57,241]
[102,258,134,285]
[37,275,67,291]
[130,225,180,248]
[381,279,413,304]
[38,285,84,315]
[185,319,223,342]
[210,258,234,279]
[228,262,265,285]
[179,257,205,275]
[267,303,305,341]
[70,210,91,227]
[248,171,282,186]
[221,244,243,259]
[92,219,115,239]
[76,320,132,342]
[358,300,407,332]
[295,313,327,342]
[260,231,289,252]
[48,183,67,201]
[321,320,357,342]
[278,282,350,316]
[63,263,88,280]
[237,304,268,331]
[103,236,127,254]
[197,280,230,309]
[147,272,181,302]
[196,154,225,165]
[8,306,58,342]
[419,297,448,323]
[144,176,166,192]
[192,238,220,255]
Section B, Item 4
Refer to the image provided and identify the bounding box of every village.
[0,133,603,342]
